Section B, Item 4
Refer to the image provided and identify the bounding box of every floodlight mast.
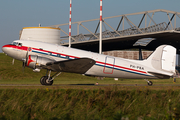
[69,0,72,47]
[99,0,102,54]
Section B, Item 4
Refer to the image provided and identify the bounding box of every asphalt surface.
[0,83,180,87]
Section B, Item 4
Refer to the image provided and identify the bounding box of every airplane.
[2,40,176,86]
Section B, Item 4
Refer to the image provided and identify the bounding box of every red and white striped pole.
[69,0,72,47]
[99,0,102,54]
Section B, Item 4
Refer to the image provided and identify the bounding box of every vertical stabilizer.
[147,45,176,73]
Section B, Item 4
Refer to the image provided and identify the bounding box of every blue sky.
[0,0,180,52]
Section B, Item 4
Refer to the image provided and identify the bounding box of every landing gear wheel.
[45,77,53,85]
[40,76,53,85]
[40,76,44,85]
[147,81,153,86]
[40,76,46,85]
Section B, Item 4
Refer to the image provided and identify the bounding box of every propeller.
[22,51,29,72]
[12,59,15,65]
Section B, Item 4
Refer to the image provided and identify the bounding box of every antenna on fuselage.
[69,0,72,48]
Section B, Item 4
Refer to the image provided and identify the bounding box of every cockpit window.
[11,42,18,46]
[11,42,22,47]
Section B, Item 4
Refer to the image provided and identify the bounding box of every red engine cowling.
[26,55,55,69]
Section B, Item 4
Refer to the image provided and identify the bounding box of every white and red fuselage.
[2,40,176,79]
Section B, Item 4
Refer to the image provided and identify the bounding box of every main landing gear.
[144,79,153,86]
[40,70,61,85]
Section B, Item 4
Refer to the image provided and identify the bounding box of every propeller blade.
[22,62,25,73]
[22,50,29,73]
[12,59,15,65]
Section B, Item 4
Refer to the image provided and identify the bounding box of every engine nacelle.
[26,55,55,69]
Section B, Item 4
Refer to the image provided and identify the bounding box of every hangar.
[49,9,180,53]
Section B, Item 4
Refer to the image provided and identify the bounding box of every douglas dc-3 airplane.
[2,40,176,86]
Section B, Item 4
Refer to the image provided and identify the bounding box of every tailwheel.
[144,79,153,86]
[40,76,53,85]
[147,81,153,86]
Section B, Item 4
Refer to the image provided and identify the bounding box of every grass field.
[0,87,180,119]
[0,53,180,86]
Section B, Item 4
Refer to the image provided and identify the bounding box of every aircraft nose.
[2,45,10,54]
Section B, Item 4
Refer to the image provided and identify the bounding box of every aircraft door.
[103,56,115,74]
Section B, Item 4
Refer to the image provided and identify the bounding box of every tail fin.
[147,45,176,74]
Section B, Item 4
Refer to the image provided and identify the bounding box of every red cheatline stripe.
[2,45,28,51]
[31,46,145,74]
[31,46,79,58]
[5,44,147,74]
[96,61,147,74]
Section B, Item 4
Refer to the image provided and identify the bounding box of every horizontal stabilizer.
[46,58,96,74]
[148,71,171,79]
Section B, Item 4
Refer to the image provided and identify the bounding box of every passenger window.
[48,52,52,56]
[65,56,69,59]
[57,54,61,57]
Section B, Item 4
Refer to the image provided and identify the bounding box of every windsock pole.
[69,0,72,47]
[99,0,102,54]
